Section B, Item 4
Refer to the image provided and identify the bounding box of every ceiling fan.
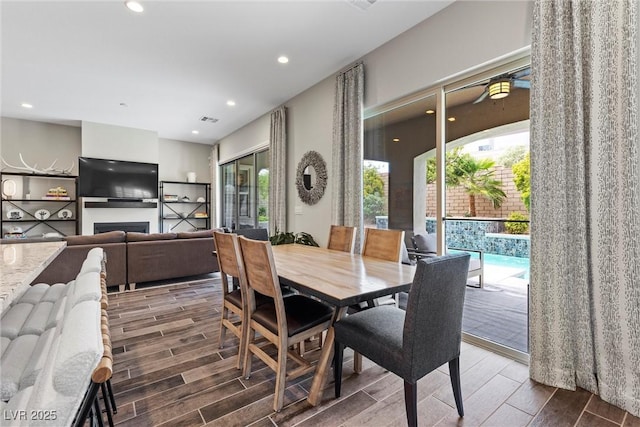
[472,68,531,104]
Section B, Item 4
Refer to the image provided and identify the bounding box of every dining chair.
[327,225,357,253]
[361,228,405,262]
[212,231,249,369]
[333,253,470,427]
[238,236,333,412]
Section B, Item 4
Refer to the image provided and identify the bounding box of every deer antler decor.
[1,153,74,175]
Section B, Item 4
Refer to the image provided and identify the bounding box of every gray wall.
[217,1,533,247]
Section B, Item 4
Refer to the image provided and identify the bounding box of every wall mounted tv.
[78,157,159,200]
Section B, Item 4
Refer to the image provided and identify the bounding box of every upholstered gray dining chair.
[333,253,470,427]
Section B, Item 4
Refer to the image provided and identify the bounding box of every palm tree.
[427,148,506,216]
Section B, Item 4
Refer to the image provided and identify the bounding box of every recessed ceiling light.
[392,138,400,143]
[226,100,236,107]
[192,130,199,135]
[119,102,128,107]
[448,117,456,122]
[425,109,435,114]
[125,1,144,13]
[21,103,33,109]
[278,56,289,64]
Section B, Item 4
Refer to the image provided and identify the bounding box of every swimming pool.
[451,250,530,281]
[484,253,530,281]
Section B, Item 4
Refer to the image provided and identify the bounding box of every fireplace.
[94,221,149,234]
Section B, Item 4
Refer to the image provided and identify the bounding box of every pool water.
[450,250,530,281]
[484,253,530,281]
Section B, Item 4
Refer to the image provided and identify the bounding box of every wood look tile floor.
[105,276,640,427]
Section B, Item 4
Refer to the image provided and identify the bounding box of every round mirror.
[296,151,327,205]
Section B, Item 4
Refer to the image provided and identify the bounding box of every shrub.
[505,212,529,234]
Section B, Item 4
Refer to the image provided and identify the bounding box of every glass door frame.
[363,49,531,364]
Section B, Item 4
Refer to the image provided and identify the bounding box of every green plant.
[427,148,506,216]
[363,193,385,223]
[269,229,319,247]
[512,153,530,211]
[498,145,527,167]
[362,164,387,222]
[504,212,529,234]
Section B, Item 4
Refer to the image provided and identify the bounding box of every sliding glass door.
[220,150,269,231]
[363,55,531,360]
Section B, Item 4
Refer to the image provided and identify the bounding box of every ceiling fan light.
[488,79,510,100]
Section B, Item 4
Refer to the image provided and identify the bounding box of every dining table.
[270,243,416,406]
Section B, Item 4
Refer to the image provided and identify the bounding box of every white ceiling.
[1,0,454,145]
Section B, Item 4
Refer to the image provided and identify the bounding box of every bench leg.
[101,382,115,427]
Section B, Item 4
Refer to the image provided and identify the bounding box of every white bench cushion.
[45,297,66,331]
[68,273,101,307]
[20,302,54,336]
[0,334,39,401]
[1,336,11,358]
[16,284,49,305]
[40,284,68,303]
[3,385,33,427]
[1,303,34,339]
[20,328,59,389]
[53,300,102,396]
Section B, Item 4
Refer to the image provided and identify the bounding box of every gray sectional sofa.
[33,229,220,292]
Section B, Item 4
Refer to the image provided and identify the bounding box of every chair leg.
[242,326,255,379]
[218,306,228,349]
[353,351,363,373]
[333,341,344,398]
[403,380,418,427]
[273,336,288,412]
[449,357,464,417]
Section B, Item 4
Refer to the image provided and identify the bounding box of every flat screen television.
[78,157,159,200]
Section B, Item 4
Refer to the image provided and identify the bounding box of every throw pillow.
[413,233,437,254]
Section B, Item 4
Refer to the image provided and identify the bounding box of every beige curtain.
[529,0,639,416]
[269,106,287,235]
[331,63,364,253]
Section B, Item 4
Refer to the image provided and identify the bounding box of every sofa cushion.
[177,229,214,239]
[127,232,177,242]
[66,230,125,246]
[0,334,39,401]
[413,233,437,254]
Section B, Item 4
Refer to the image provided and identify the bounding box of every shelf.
[161,180,209,185]
[0,172,77,179]
[162,201,204,204]
[162,217,208,220]
[3,219,76,223]
[2,199,76,202]
[84,201,157,209]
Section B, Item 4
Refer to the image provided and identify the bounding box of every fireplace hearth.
[94,222,149,234]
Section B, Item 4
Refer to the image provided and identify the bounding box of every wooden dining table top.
[271,243,415,306]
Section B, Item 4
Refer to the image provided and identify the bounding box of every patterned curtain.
[331,63,364,253]
[529,0,639,416]
[269,106,287,235]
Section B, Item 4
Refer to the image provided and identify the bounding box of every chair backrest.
[213,231,246,296]
[327,225,356,253]
[238,236,282,301]
[362,228,405,262]
[235,227,269,241]
[402,253,470,382]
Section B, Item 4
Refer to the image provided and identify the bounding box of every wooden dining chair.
[212,231,249,369]
[327,225,357,253]
[238,236,333,412]
[334,253,471,427]
[362,228,405,262]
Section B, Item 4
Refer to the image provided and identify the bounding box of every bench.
[0,248,114,426]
